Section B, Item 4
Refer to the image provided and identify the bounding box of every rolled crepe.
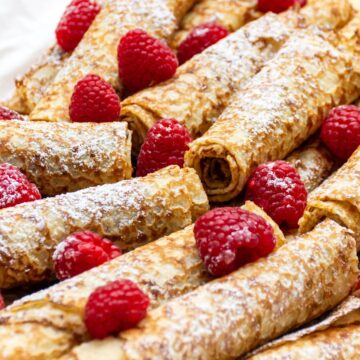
[248,292,360,359]
[15,45,70,114]
[14,0,109,114]
[0,202,283,360]
[0,165,209,288]
[120,0,353,152]
[0,120,132,197]
[0,92,28,115]
[169,0,260,49]
[285,138,334,193]
[249,325,360,360]
[61,219,358,360]
[185,19,360,202]
[299,147,360,246]
[0,227,209,360]
[29,0,196,122]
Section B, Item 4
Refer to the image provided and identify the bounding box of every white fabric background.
[0,0,69,99]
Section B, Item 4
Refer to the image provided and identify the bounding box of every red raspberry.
[118,29,178,93]
[0,293,4,310]
[56,0,101,52]
[245,161,307,228]
[320,105,360,161]
[69,74,121,123]
[85,279,150,339]
[195,207,276,276]
[177,23,229,64]
[53,230,122,280]
[136,119,192,177]
[0,163,41,209]
[356,274,360,290]
[0,106,24,121]
[257,0,307,13]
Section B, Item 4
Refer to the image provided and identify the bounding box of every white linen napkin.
[0,0,69,99]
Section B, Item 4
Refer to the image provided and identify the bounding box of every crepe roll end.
[185,141,246,202]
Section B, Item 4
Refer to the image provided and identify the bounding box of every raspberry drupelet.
[85,279,150,339]
[194,207,276,276]
[245,161,307,228]
[53,230,122,280]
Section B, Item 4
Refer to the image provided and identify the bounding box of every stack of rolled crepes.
[185,16,360,202]
[169,0,353,49]
[8,0,343,116]
[0,165,209,288]
[0,120,132,196]
[12,0,260,114]
[0,145,337,359]
[29,0,196,122]
[120,0,353,151]
[0,201,283,360]
[248,293,360,359]
[59,219,358,360]
[299,146,360,247]
[169,0,260,49]
[243,145,360,359]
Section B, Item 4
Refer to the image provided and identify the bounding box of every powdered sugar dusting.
[300,147,360,234]
[286,138,334,193]
[122,12,301,139]
[0,166,207,287]
[0,178,145,287]
[0,120,131,196]
[117,220,357,359]
[52,238,69,263]
[31,0,189,121]
[0,225,209,357]
[187,24,360,201]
